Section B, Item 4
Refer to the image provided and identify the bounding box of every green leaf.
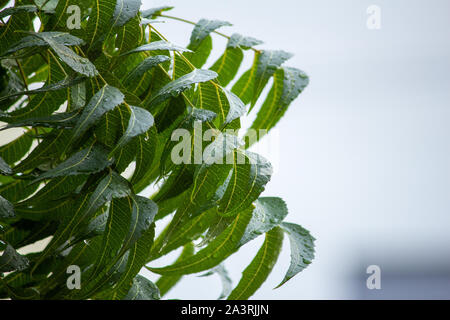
[32,143,112,183]
[250,67,309,140]
[210,47,243,87]
[231,54,258,105]
[7,53,68,121]
[3,32,85,57]
[0,243,29,273]
[0,4,33,56]
[29,32,98,77]
[228,227,283,300]
[188,19,232,51]
[31,170,131,273]
[123,275,160,300]
[0,5,37,20]
[186,19,231,68]
[251,50,293,107]
[112,0,141,27]
[13,129,72,173]
[150,69,218,106]
[85,0,117,51]
[120,40,191,56]
[2,110,81,130]
[218,151,272,217]
[238,197,288,247]
[120,195,157,252]
[141,6,173,19]
[131,128,158,189]
[150,207,216,260]
[122,55,170,91]
[276,222,315,288]
[0,195,14,218]
[0,75,85,102]
[110,106,154,155]
[227,33,263,50]
[71,85,125,142]
[149,208,252,276]
[0,156,13,175]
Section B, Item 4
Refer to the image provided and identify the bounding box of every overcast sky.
[139,0,450,299]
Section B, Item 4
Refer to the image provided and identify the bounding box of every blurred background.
[1,0,449,299]
[139,0,450,299]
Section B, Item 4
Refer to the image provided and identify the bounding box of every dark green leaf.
[0,243,29,273]
[188,19,232,51]
[120,41,191,56]
[149,208,252,276]
[276,222,315,288]
[238,197,288,247]
[150,69,217,106]
[228,227,283,300]
[32,144,112,183]
[123,275,160,300]
[0,156,13,175]
[110,106,154,155]
[71,85,125,142]
[0,195,14,218]
[112,0,141,27]
[251,50,293,107]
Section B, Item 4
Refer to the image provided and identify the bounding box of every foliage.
[0,0,314,300]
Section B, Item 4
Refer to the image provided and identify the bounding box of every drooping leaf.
[0,130,30,165]
[188,19,232,51]
[122,55,170,90]
[249,67,309,141]
[210,47,243,87]
[186,19,231,68]
[276,222,315,288]
[149,69,217,106]
[251,50,293,107]
[227,33,263,50]
[28,32,98,77]
[123,275,160,300]
[0,156,13,175]
[218,151,272,217]
[2,110,81,130]
[3,32,85,57]
[110,105,154,155]
[0,243,29,273]
[0,195,14,218]
[85,0,117,52]
[32,143,112,183]
[71,85,125,142]
[149,208,252,276]
[120,40,191,56]
[238,197,289,247]
[0,5,37,20]
[228,227,283,300]
[0,75,85,102]
[141,6,173,19]
[111,0,141,27]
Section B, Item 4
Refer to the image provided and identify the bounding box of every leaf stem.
[15,59,30,102]
[159,14,230,40]
[159,14,259,53]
